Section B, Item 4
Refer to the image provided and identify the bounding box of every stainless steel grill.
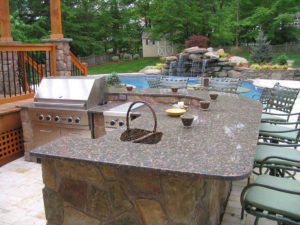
[34,76,107,109]
[24,76,108,161]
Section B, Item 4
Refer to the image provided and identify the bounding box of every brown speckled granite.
[31,89,262,180]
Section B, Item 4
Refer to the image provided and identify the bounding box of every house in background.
[142,32,178,57]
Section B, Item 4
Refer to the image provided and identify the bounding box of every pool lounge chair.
[241,175,300,225]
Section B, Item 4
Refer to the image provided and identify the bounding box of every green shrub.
[123,53,132,60]
[275,54,288,65]
[250,31,272,64]
[112,56,120,62]
[133,54,140,60]
[106,72,120,86]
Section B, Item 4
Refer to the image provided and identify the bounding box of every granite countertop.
[31,89,262,180]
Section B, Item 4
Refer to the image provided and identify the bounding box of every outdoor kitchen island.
[30,89,262,225]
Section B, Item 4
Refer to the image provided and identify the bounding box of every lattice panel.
[0,128,24,161]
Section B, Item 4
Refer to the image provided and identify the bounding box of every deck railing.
[70,51,88,76]
[0,43,56,103]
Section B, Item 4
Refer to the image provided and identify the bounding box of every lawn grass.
[88,57,161,74]
[228,49,300,68]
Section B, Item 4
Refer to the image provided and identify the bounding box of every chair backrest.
[268,83,300,113]
[209,77,240,93]
[259,88,273,104]
[146,77,161,88]
[159,77,189,88]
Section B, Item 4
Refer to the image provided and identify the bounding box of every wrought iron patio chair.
[146,77,161,88]
[253,87,273,109]
[259,113,300,145]
[253,142,300,178]
[208,77,240,93]
[241,175,300,225]
[261,83,300,123]
[159,76,189,88]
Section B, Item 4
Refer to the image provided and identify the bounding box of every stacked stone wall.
[42,158,232,225]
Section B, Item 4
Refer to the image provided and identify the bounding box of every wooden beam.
[0,93,34,104]
[0,0,13,41]
[50,0,64,39]
[0,43,56,52]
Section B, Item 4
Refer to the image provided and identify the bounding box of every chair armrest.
[257,142,300,148]
[259,156,300,174]
[260,128,300,133]
[260,121,300,126]
[262,112,300,117]
[264,105,291,111]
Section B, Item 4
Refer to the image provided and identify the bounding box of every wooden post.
[0,0,13,41]
[50,0,64,39]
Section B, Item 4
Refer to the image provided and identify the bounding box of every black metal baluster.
[37,51,41,85]
[6,51,12,97]
[48,51,51,76]
[12,51,17,96]
[31,51,37,92]
[25,52,31,93]
[44,52,48,78]
[0,52,6,98]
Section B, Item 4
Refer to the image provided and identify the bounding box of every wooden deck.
[0,98,33,166]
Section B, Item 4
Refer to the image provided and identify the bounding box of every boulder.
[140,66,161,74]
[184,47,208,54]
[228,56,248,66]
[144,68,161,74]
[189,54,203,61]
[227,70,243,79]
[214,71,227,77]
[165,56,177,61]
[207,47,214,52]
[204,52,220,60]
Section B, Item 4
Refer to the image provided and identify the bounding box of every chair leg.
[241,207,244,220]
[254,217,260,225]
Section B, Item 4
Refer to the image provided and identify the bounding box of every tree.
[10,0,49,42]
[239,0,300,44]
[251,31,272,63]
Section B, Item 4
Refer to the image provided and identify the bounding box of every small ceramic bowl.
[126,85,133,91]
[200,101,210,111]
[171,87,179,93]
[209,93,218,101]
[180,115,194,127]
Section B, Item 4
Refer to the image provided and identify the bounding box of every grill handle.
[34,102,86,109]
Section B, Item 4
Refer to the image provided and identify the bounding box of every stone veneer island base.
[42,158,231,225]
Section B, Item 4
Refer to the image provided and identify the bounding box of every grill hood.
[34,76,107,110]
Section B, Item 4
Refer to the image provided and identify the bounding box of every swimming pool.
[119,75,262,99]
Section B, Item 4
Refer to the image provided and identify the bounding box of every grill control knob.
[67,117,73,123]
[74,117,80,124]
[46,115,52,121]
[110,120,116,126]
[38,114,44,121]
[54,116,60,122]
[119,121,125,127]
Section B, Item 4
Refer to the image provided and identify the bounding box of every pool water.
[119,76,262,100]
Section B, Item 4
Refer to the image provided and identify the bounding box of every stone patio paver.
[2,157,298,225]
[0,158,46,225]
